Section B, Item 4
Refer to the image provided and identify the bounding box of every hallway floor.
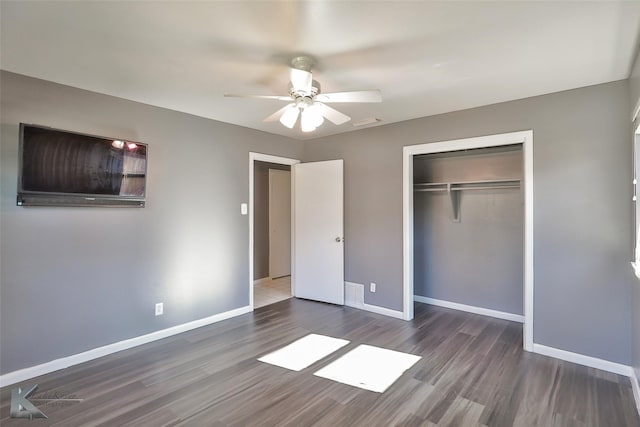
[254,276,291,308]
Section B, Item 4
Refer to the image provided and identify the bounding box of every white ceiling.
[2,1,640,140]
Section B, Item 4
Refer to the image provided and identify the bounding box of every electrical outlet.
[370,282,376,293]
[155,302,164,316]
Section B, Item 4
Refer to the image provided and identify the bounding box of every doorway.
[402,130,534,351]
[249,153,346,310]
[249,153,300,309]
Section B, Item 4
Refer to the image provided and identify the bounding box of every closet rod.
[414,184,520,192]
[414,178,520,186]
[414,179,520,192]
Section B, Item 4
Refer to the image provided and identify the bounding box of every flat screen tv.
[17,123,148,207]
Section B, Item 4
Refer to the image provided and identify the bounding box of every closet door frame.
[402,130,534,352]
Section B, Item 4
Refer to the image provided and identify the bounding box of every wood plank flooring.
[1,300,638,426]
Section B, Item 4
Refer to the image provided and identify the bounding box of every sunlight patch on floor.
[258,334,350,371]
[314,344,421,393]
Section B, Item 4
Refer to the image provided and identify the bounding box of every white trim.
[0,305,252,388]
[249,153,300,309]
[253,277,271,286]
[532,344,633,377]
[631,261,640,280]
[402,143,414,321]
[522,131,534,351]
[403,130,534,352]
[414,296,524,323]
[632,97,640,123]
[361,303,405,320]
[631,368,640,418]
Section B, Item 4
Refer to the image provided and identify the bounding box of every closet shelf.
[413,179,521,222]
[414,179,520,193]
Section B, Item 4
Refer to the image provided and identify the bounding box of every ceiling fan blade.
[225,94,292,101]
[290,68,312,94]
[263,103,296,122]
[316,90,382,103]
[317,103,351,125]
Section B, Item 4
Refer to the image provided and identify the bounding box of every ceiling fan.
[224,56,382,132]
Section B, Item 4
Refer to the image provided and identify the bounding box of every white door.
[269,169,291,278]
[293,159,344,305]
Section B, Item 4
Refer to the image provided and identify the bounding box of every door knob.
[335,237,343,242]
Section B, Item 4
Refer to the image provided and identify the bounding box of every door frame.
[402,130,534,351]
[249,152,300,310]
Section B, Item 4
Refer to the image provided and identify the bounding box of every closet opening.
[413,145,524,322]
[402,131,534,351]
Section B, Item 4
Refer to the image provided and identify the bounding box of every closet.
[413,144,524,317]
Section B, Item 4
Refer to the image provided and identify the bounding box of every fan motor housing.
[289,80,321,99]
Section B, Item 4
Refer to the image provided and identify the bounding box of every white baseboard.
[361,303,405,320]
[414,295,524,323]
[0,305,252,388]
[253,277,271,286]
[532,344,633,377]
[631,368,640,419]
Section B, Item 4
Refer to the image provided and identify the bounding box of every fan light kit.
[225,56,382,132]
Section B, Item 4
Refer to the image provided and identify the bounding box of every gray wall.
[413,147,524,315]
[253,161,290,280]
[304,80,634,365]
[0,71,303,375]
[630,50,640,381]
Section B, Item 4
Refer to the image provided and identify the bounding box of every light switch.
[241,203,248,215]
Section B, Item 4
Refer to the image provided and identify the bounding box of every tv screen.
[17,124,147,207]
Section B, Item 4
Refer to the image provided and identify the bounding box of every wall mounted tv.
[17,123,148,207]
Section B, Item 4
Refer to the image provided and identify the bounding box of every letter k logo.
[10,384,47,419]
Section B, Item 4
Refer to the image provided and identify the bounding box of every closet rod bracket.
[447,183,461,222]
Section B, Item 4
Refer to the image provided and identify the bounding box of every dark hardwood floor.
[1,299,638,426]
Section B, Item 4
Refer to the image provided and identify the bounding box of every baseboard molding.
[0,305,252,388]
[253,277,271,286]
[630,368,640,418]
[532,344,633,377]
[361,303,405,320]
[414,295,525,323]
